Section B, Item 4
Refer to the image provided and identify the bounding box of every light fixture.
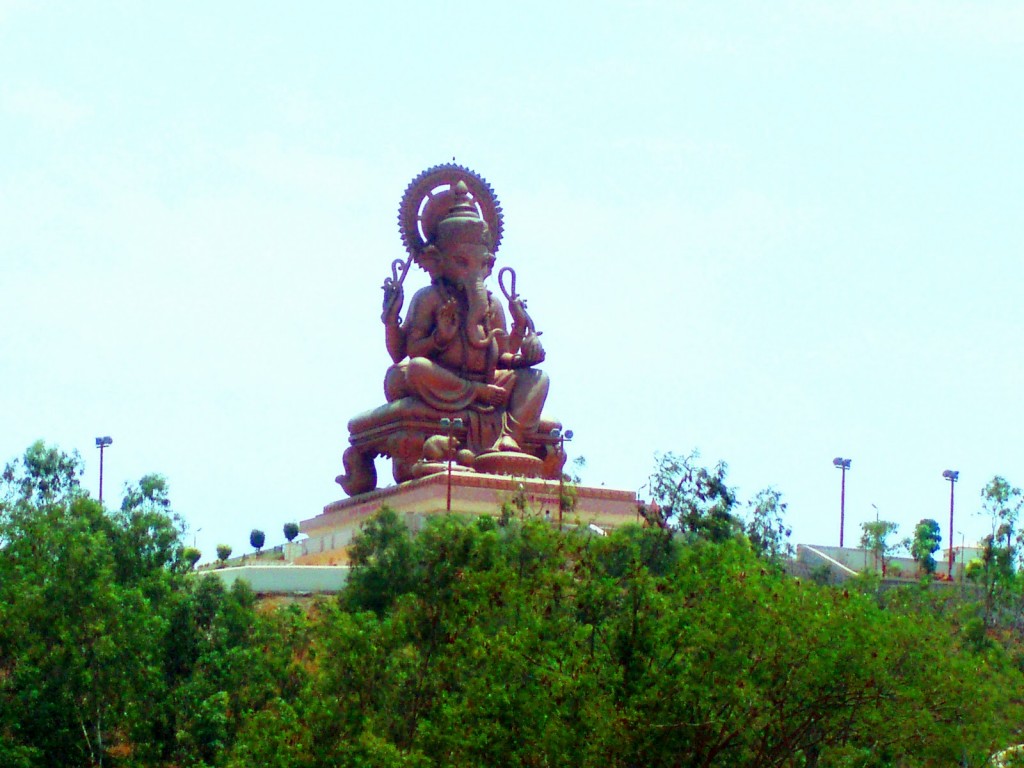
[833,457,851,547]
[943,469,959,578]
[95,436,113,504]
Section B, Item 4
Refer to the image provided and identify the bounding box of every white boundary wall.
[200,564,350,594]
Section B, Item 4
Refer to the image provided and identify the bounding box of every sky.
[1,1,1022,560]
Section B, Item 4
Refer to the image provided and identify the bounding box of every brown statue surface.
[338,164,564,496]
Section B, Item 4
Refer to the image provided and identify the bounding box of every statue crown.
[431,181,492,250]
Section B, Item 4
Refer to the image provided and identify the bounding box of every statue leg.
[404,357,477,411]
[492,368,549,451]
[384,362,410,402]
[507,368,548,432]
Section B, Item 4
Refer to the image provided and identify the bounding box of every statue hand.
[508,297,530,332]
[518,334,545,366]
[474,383,510,407]
[381,281,404,325]
[435,298,460,344]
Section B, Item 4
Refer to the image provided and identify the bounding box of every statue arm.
[404,289,445,359]
[496,299,545,369]
[492,301,523,356]
[384,322,406,363]
[382,279,406,363]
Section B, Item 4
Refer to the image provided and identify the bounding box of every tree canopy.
[910,518,942,575]
[3,443,1024,766]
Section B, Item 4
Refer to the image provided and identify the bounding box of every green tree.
[217,543,233,563]
[860,518,900,576]
[250,528,265,553]
[283,521,299,542]
[231,510,1022,767]
[642,450,741,542]
[0,442,309,766]
[111,473,188,585]
[182,546,202,569]
[120,472,171,513]
[910,518,942,576]
[342,507,420,616]
[1,439,84,508]
[744,487,793,564]
[0,446,178,764]
[978,477,1023,576]
[9,442,1024,766]
[975,476,1023,626]
[980,476,1023,553]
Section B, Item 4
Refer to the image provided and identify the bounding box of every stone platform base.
[297,472,640,565]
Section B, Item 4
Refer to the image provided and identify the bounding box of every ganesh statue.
[336,164,565,496]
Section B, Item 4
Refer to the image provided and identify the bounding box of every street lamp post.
[833,457,851,547]
[957,530,965,584]
[943,469,959,578]
[440,418,463,512]
[550,428,574,528]
[95,436,113,504]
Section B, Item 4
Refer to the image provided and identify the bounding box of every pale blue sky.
[2,1,1021,559]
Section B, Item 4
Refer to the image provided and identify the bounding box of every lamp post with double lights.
[550,428,574,527]
[943,469,959,578]
[833,457,851,547]
[95,436,113,504]
[440,417,464,512]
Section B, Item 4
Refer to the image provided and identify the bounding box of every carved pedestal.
[302,472,643,565]
[338,397,564,496]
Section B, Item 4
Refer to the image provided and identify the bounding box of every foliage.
[975,476,1024,626]
[860,518,901,576]
[216,543,233,562]
[555,455,586,516]
[341,507,420,616]
[1,439,84,508]
[642,451,794,570]
[910,518,942,575]
[809,562,836,586]
[0,442,299,767]
[121,473,171,513]
[249,528,265,553]
[283,522,300,543]
[745,487,793,564]
[5,443,1024,766]
[229,510,1024,766]
[642,450,740,542]
[182,546,202,569]
[980,476,1023,552]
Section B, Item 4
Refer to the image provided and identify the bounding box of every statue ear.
[418,245,442,279]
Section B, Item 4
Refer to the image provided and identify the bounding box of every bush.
[810,563,835,586]
[216,544,232,563]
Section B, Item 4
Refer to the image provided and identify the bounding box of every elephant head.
[420,182,504,349]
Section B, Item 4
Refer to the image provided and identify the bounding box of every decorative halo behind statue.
[398,163,504,272]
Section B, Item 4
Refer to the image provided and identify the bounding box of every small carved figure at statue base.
[337,164,564,497]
